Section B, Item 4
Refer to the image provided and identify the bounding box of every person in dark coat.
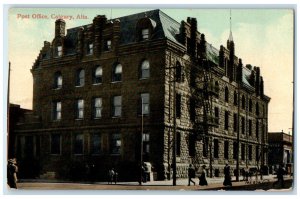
[223,163,232,186]
[7,158,18,189]
[188,164,195,186]
[274,164,285,188]
[199,165,208,186]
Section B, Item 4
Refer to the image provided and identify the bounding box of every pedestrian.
[223,163,232,186]
[274,164,285,188]
[108,168,115,184]
[187,164,195,186]
[113,169,118,184]
[244,166,249,183]
[199,165,208,186]
[7,158,18,189]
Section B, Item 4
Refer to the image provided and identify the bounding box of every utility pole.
[172,65,177,186]
[140,97,144,185]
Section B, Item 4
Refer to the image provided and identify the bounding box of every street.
[8,175,293,191]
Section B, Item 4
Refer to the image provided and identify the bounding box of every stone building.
[13,9,270,181]
[268,131,293,175]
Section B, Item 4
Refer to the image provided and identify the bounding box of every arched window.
[76,69,85,86]
[242,95,245,109]
[225,86,229,102]
[140,60,150,79]
[112,63,122,82]
[256,102,260,116]
[93,66,102,84]
[54,71,62,89]
[214,81,219,96]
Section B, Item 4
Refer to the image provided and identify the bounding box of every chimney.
[93,15,107,56]
[55,19,66,37]
[179,20,186,46]
[236,58,243,83]
[219,45,225,67]
[255,67,261,96]
[190,18,197,58]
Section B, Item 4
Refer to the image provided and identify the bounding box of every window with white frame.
[112,96,122,117]
[53,101,61,120]
[93,97,102,118]
[76,99,84,119]
[112,64,122,82]
[142,29,149,40]
[143,132,150,154]
[54,72,62,89]
[74,133,84,155]
[111,133,121,154]
[140,60,150,79]
[93,66,102,84]
[76,69,85,87]
[141,93,150,115]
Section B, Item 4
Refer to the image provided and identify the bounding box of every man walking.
[188,164,196,186]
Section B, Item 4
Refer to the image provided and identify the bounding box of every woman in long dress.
[199,165,208,186]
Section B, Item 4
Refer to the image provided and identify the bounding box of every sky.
[7,7,294,134]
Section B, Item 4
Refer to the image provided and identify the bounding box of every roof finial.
[228,9,233,41]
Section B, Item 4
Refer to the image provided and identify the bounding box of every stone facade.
[13,9,270,181]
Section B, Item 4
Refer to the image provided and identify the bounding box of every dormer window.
[105,40,112,51]
[142,29,149,40]
[56,45,62,57]
[87,43,93,55]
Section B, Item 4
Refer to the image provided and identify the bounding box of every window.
[112,96,122,117]
[93,98,102,118]
[241,143,245,160]
[111,133,121,154]
[105,40,112,51]
[54,72,62,89]
[224,141,229,159]
[141,93,150,115]
[233,142,238,160]
[140,60,150,79]
[224,111,229,130]
[249,119,252,136]
[142,28,149,40]
[50,134,61,155]
[241,117,245,134]
[203,137,209,157]
[249,99,253,112]
[242,95,245,109]
[176,94,181,118]
[74,134,84,155]
[176,132,181,156]
[214,139,219,158]
[188,133,196,157]
[93,66,102,84]
[214,107,219,125]
[234,91,238,105]
[76,99,84,119]
[76,69,85,87]
[189,98,196,122]
[56,45,62,57]
[256,102,260,116]
[233,113,237,132]
[53,101,61,120]
[214,81,219,96]
[91,134,101,155]
[225,86,229,102]
[87,43,93,55]
[175,62,184,82]
[142,132,150,154]
[256,120,259,138]
[112,63,122,82]
[248,145,252,161]
[256,146,260,161]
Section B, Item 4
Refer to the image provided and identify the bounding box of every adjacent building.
[12,9,270,181]
[268,131,293,175]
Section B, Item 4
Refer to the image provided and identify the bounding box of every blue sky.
[8,7,294,133]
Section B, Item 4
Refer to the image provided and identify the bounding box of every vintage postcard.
[6,6,294,194]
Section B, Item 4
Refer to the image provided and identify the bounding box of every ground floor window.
[51,134,61,155]
[91,134,101,155]
[74,133,84,155]
[111,133,121,154]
